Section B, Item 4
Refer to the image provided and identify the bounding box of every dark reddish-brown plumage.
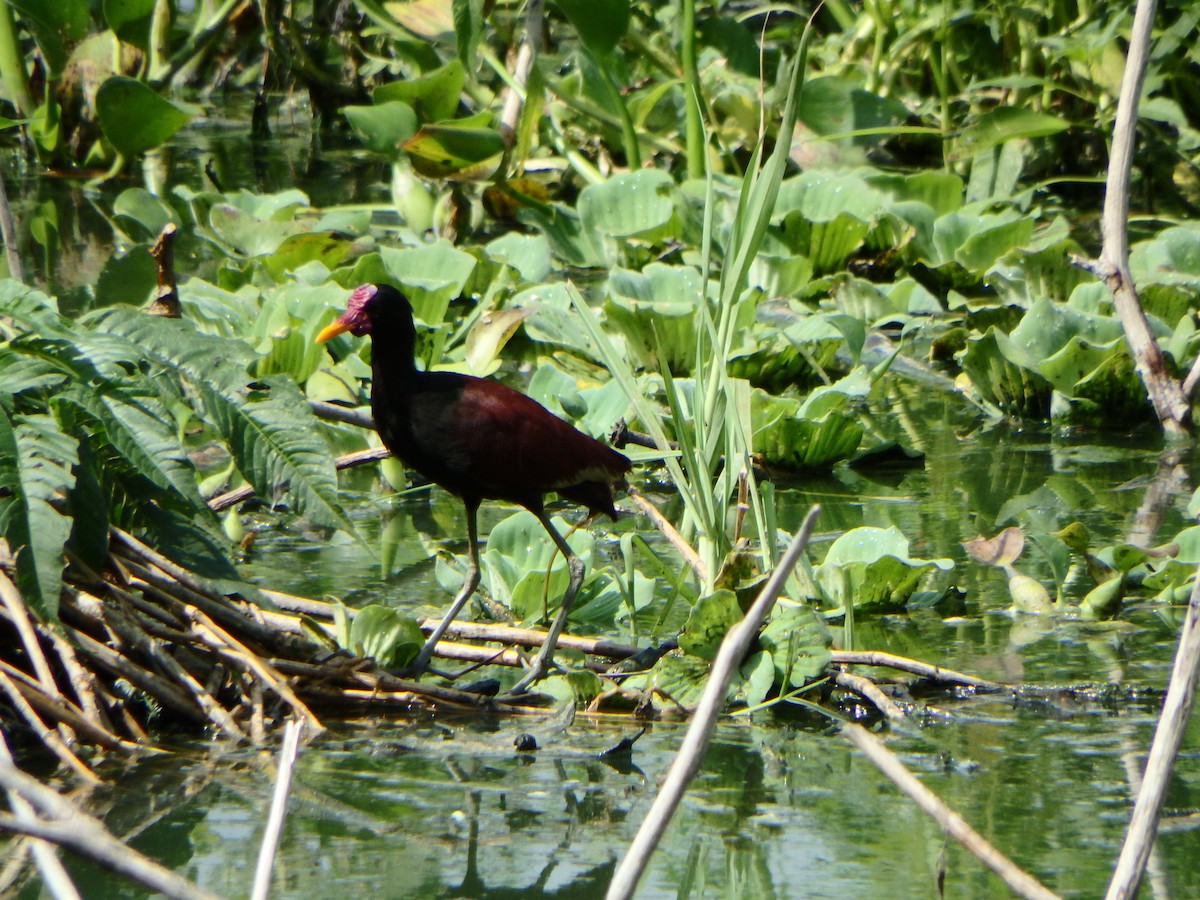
[318,283,630,692]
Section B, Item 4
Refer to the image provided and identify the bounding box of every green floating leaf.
[814,526,953,613]
[578,169,679,241]
[759,605,832,688]
[95,76,195,158]
[113,187,178,238]
[0,411,77,619]
[349,605,424,669]
[679,590,743,660]
[603,264,703,374]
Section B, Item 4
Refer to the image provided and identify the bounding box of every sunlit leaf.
[96,76,196,157]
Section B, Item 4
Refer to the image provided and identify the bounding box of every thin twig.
[0,162,23,281]
[251,719,303,900]
[1105,562,1200,899]
[606,506,820,900]
[844,723,1059,900]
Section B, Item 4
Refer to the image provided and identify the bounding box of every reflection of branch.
[1088,0,1189,433]
[1124,445,1189,548]
[607,507,820,900]
[844,724,1058,900]
[1106,563,1200,899]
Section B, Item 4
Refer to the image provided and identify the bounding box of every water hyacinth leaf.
[349,605,423,668]
[263,233,360,282]
[958,327,1051,417]
[1010,297,1126,358]
[737,650,777,707]
[814,526,953,613]
[484,232,552,282]
[1080,577,1124,619]
[103,0,154,46]
[604,265,703,374]
[8,0,89,75]
[380,241,477,326]
[96,76,195,157]
[758,605,832,687]
[555,0,630,56]
[342,101,418,159]
[374,59,464,123]
[679,589,743,660]
[578,169,678,240]
[0,411,77,618]
[401,122,505,179]
[209,203,308,258]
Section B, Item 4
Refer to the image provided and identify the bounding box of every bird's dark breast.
[373,372,629,516]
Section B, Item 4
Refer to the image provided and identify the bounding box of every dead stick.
[0,731,80,900]
[1106,560,1200,899]
[250,719,302,900]
[0,661,130,752]
[833,670,906,723]
[186,609,324,735]
[830,650,1003,691]
[607,506,820,900]
[844,723,1059,900]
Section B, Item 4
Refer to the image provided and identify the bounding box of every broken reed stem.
[251,719,303,900]
[844,723,1059,900]
[830,650,1003,692]
[607,506,821,900]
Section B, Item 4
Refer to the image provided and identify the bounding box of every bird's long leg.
[509,510,584,695]
[406,498,481,678]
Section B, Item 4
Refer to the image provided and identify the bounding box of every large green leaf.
[374,60,465,123]
[814,526,953,613]
[200,375,353,534]
[342,101,419,159]
[0,411,77,618]
[55,384,211,521]
[95,76,195,158]
[578,169,679,242]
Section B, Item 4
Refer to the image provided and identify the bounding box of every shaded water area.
[5,123,1200,898]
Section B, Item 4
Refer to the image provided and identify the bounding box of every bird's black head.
[316,283,412,343]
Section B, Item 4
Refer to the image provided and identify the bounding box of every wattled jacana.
[317,284,631,693]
